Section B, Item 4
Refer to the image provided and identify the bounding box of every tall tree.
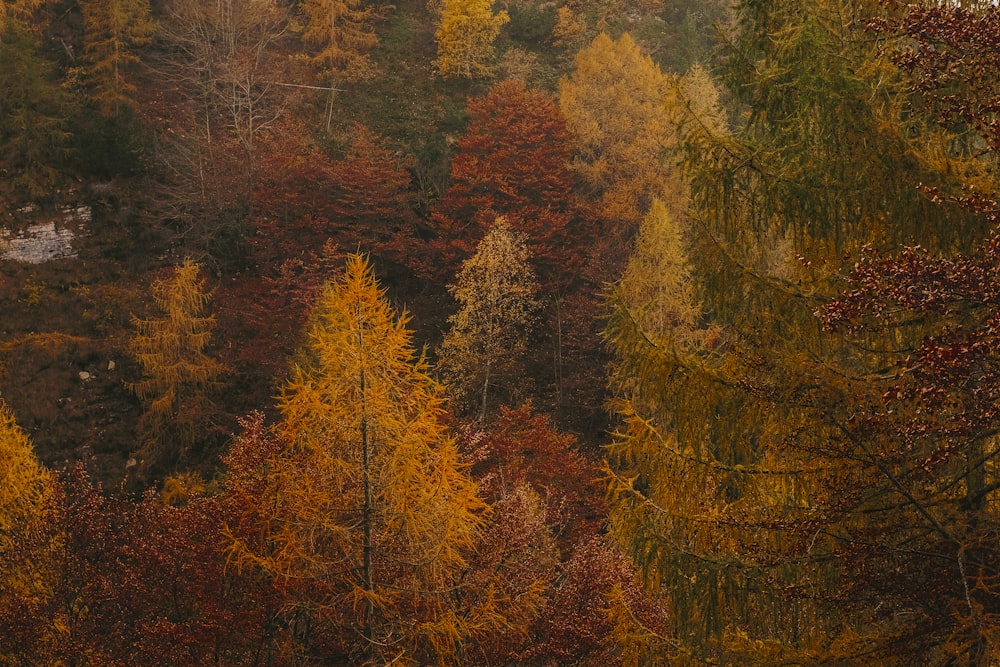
[227,255,485,664]
[559,32,682,242]
[424,79,585,286]
[438,219,538,421]
[80,0,155,117]
[433,0,508,79]
[127,259,225,463]
[0,25,73,203]
[602,0,994,662]
[300,0,380,127]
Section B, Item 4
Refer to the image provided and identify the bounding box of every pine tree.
[434,0,508,79]
[438,219,538,421]
[227,255,485,664]
[127,259,225,453]
[80,0,155,117]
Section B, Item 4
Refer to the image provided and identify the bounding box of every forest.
[2,0,1000,662]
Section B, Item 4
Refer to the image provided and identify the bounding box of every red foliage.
[251,121,418,265]
[470,403,605,546]
[419,81,592,287]
[0,464,276,665]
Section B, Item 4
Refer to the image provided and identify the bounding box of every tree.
[0,400,59,665]
[424,80,585,286]
[434,0,508,79]
[227,255,485,664]
[300,0,381,127]
[602,0,995,661]
[438,219,538,421]
[559,32,682,240]
[0,25,74,203]
[127,259,225,461]
[80,0,155,117]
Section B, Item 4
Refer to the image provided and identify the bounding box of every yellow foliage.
[0,400,51,542]
[434,0,508,79]
[242,254,486,663]
[126,259,225,443]
[80,0,155,116]
[559,32,683,229]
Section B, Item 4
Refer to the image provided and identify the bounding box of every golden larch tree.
[228,254,485,665]
[437,218,538,421]
[434,0,508,79]
[127,259,225,449]
[0,399,58,664]
[80,0,155,117]
[559,32,682,234]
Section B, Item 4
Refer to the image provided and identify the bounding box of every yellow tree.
[437,218,538,421]
[80,0,155,117]
[126,259,225,455]
[228,255,485,665]
[559,32,681,235]
[0,399,58,664]
[434,0,508,79]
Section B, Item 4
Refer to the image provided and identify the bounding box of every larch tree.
[300,0,380,128]
[602,0,994,661]
[558,32,682,241]
[227,255,485,665]
[80,0,155,117]
[438,219,538,422]
[127,259,225,459]
[433,0,508,79]
[0,400,59,664]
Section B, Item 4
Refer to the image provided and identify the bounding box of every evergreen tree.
[227,255,485,664]
[0,25,74,203]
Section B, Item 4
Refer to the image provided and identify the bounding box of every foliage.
[226,255,486,664]
[434,0,509,79]
[423,79,586,285]
[438,219,538,420]
[80,0,155,117]
[559,32,682,240]
[127,259,226,461]
[0,25,74,204]
[602,0,1000,662]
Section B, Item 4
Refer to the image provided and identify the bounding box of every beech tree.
[80,0,155,117]
[227,255,485,664]
[438,219,538,421]
[424,80,584,285]
[127,259,225,459]
[434,0,508,79]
